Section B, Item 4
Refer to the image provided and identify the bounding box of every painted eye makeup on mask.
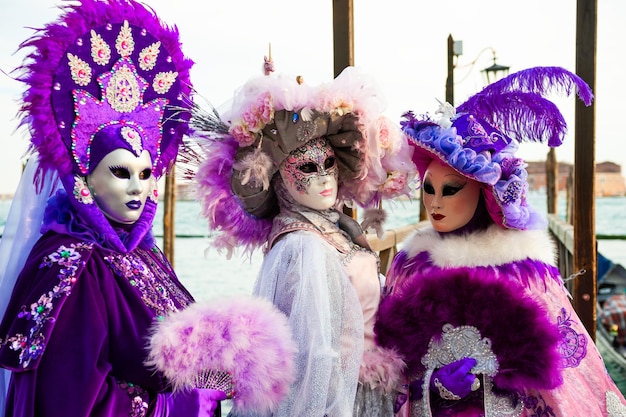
[422,180,466,196]
[109,165,130,179]
[442,183,466,196]
[297,156,336,174]
[109,166,152,180]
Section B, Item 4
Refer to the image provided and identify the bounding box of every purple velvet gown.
[0,195,194,417]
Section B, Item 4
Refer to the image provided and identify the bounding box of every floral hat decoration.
[402,66,593,230]
[15,0,193,252]
[187,65,416,256]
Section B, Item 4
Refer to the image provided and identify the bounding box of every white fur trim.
[403,225,557,268]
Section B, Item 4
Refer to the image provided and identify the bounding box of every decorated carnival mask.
[87,148,153,224]
[279,137,338,211]
[423,159,482,233]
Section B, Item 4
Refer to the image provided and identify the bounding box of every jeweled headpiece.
[16,0,193,252]
[402,66,593,230]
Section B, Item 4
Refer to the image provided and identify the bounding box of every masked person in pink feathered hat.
[186,65,417,417]
[0,1,230,416]
[374,67,626,416]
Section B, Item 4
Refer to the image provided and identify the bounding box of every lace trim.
[342,244,380,272]
[483,377,523,417]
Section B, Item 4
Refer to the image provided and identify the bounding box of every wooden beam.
[573,0,597,337]
[332,0,354,78]
[333,0,355,218]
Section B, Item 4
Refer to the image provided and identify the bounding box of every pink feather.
[360,346,406,393]
[146,296,297,414]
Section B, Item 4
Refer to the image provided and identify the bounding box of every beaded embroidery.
[0,242,92,368]
[419,324,515,417]
[67,53,92,86]
[73,175,94,204]
[118,379,149,417]
[138,41,160,71]
[104,247,191,318]
[421,324,499,375]
[90,29,111,66]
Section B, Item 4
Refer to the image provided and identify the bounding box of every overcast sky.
[0,0,624,195]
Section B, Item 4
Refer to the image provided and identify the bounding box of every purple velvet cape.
[0,230,194,416]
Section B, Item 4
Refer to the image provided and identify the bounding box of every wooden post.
[163,167,176,267]
[573,0,597,338]
[332,0,353,78]
[445,34,454,105]
[566,166,574,224]
[333,0,356,219]
[546,148,558,214]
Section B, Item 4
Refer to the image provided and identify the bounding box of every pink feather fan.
[146,296,297,414]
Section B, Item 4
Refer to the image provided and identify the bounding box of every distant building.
[526,161,626,197]
[597,162,626,196]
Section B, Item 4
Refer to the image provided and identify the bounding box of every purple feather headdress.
[15,0,193,252]
[402,66,592,230]
[146,296,298,414]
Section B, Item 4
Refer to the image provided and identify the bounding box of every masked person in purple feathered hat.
[0,1,228,416]
[185,63,417,417]
[373,67,626,417]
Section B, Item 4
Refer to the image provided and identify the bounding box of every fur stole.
[403,224,557,268]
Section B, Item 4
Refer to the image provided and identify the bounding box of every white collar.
[403,224,556,268]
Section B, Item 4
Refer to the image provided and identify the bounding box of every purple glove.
[159,388,227,417]
[430,357,478,400]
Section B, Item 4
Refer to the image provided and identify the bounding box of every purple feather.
[194,137,272,257]
[375,265,563,391]
[466,66,593,104]
[457,66,593,147]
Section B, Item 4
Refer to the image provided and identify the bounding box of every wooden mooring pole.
[546,149,558,215]
[163,167,176,267]
[333,0,357,220]
[573,0,597,338]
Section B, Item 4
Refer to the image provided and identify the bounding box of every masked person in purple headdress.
[187,66,417,417]
[0,1,228,416]
[374,67,626,416]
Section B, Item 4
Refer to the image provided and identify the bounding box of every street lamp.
[482,49,510,84]
[446,34,510,105]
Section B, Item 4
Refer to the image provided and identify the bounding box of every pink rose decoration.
[257,93,274,125]
[381,171,409,197]
[376,116,400,153]
[230,123,256,147]
[242,109,263,132]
